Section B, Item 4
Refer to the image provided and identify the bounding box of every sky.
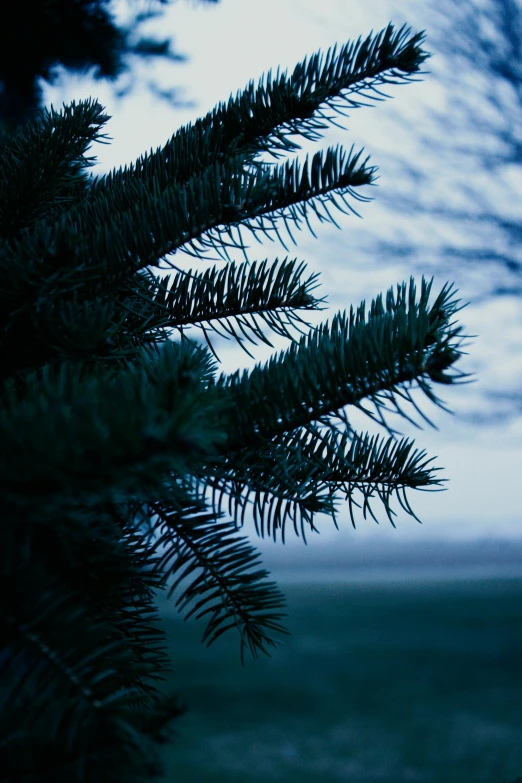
[41,0,522,557]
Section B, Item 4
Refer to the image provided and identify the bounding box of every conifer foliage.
[0,23,472,781]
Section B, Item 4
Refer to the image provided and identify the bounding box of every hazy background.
[40,0,522,577]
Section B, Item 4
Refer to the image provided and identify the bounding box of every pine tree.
[0,23,472,782]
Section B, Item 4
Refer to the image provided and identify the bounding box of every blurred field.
[156,578,522,782]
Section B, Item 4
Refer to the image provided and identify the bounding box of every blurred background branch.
[0,0,220,133]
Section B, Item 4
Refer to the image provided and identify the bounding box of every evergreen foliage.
[0,23,472,781]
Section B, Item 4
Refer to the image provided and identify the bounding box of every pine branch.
[207,144,376,256]
[102,23,429,187]
[200,426,445,542]
[0,99,110,239]
[118,257,325,358]
[3,142,373,316]
[220,277,472,450]
[0,24,426,311]
[148,502,288,662]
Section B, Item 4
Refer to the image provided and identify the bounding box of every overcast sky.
[41,0,522,553]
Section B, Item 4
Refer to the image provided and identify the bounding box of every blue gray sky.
[41,0,522,556]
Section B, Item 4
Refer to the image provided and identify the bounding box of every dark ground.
[155,569,522,782]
